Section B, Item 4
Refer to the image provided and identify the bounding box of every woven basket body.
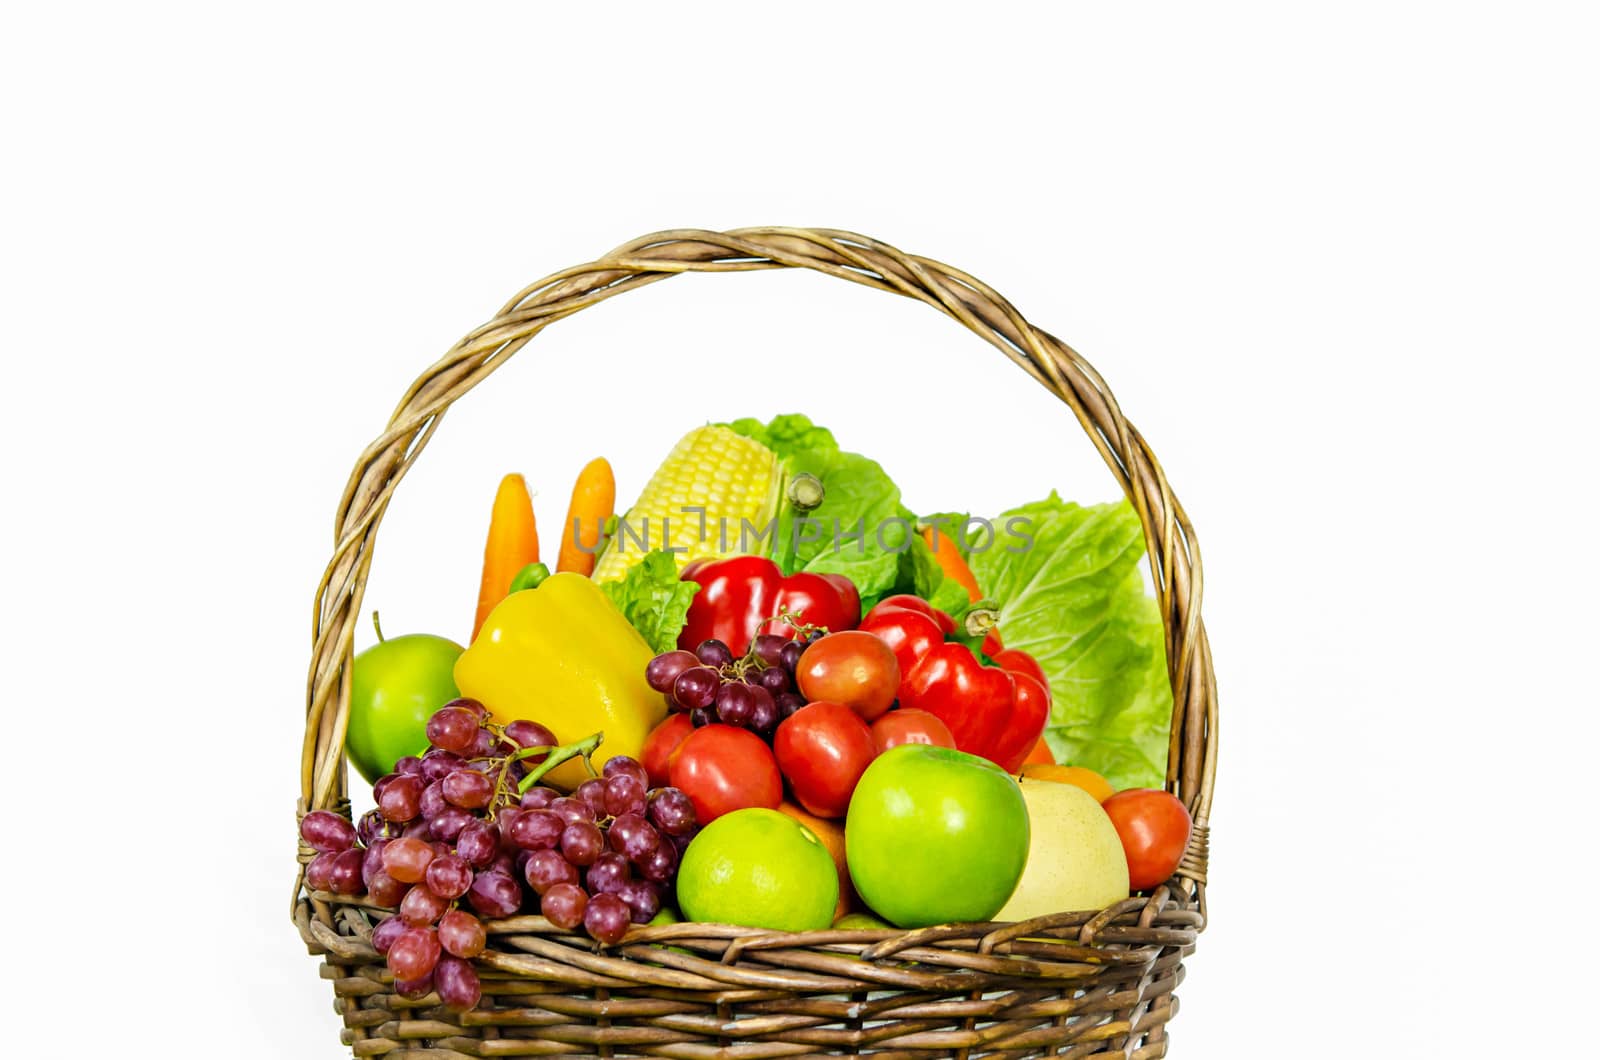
[296,229,1217,1058]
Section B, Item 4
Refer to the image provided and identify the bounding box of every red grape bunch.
[647,632,821,735]
[300,698,700,1013]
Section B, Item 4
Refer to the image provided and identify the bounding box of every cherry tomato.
[773,702,877,818]
[668,724,783,824]
[1101,788,1193,890]
[796,631,900,721]
[640,713,694,788]
[869,709,955,754]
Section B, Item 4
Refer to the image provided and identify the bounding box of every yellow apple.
[998,777,1130,921]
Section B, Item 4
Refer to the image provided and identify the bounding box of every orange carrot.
[922,525,982,602]
[1022,737,1057,768]
[473,473,539,641]
[557,458,616,576]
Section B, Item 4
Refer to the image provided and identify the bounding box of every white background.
[4,3,1596,1057]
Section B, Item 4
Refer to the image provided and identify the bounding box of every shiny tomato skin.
[773,702,878,819]
[869,709,955,754]
[1101,789,1193,890]
[641,713,694,788]
[668,725,783,824]
[796,631,900,721]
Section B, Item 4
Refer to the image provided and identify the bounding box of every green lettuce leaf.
[723,414,838,460]
[597,549,699,654]
[965,493,1173,790]
[891,514,973,618]
[776,444,905,602]
[1040,585,1172,789]
[722,414,976,621]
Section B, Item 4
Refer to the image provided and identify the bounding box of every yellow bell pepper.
[453,571,665,790]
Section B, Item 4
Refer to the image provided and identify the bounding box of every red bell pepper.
[677,556,861,656]
[859,595,1050,773]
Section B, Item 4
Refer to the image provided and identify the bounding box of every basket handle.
[300,227,1217,884]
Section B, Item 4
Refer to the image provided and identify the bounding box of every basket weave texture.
[296,228,1218,1058]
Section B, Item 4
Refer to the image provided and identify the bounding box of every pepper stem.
[515,731,605,794]
[770,606,828,640]
[509,561,552,594]
[776,472,827,576]
[963,606,999,638]
[950,600,1001,653]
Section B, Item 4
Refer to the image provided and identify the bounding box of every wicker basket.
[296,228,1218,1059]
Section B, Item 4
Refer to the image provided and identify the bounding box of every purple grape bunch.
[646,635,808,735]
[300,698,701,1012]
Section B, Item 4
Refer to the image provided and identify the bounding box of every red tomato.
[1101,789,1193,890]
[869,709,955,754]
[640,713,694,788]
[772,702,877,818]
[796,631,900,721]
[667,724,783,824]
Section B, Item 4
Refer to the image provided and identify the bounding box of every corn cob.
[592,425,782,582]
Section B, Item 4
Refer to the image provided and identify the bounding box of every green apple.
[845,744,1030,928]
[347,633,464,784]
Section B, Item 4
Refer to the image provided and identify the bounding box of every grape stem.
[769,606,827,640]
[719,653,765,682]
[514,731,605,795]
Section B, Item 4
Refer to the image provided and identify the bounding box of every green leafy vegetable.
[897,515,973,618]
[597,549,699,653]
[722,414,980,620]
[964,493,1172,790]
[776,444,905,603]
[723,414,838,460]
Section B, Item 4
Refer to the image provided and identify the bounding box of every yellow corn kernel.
[592,426,780,582]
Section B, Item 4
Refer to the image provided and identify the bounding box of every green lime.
[677,808,838,932]
[833,912,892,930]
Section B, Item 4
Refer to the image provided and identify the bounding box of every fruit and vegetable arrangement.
[304,414,1193,1014]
